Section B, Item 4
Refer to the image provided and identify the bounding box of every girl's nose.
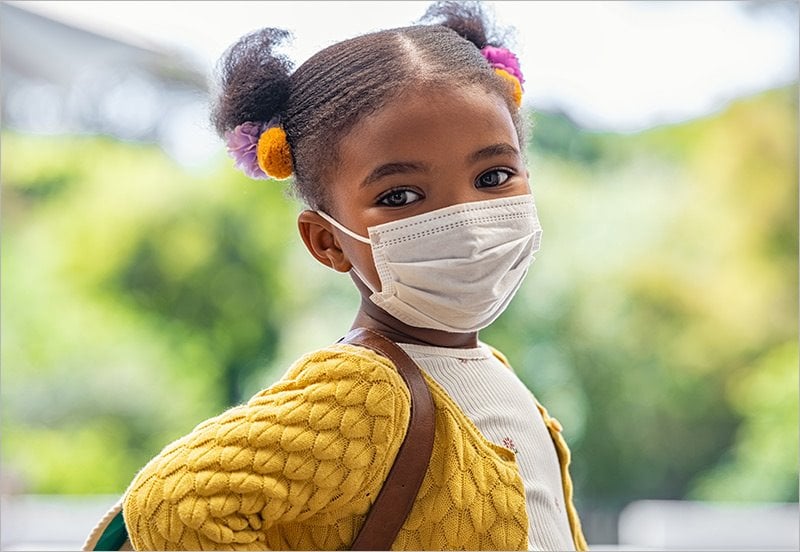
[436,184,486,209]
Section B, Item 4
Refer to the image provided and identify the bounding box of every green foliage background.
[2,87,797,520]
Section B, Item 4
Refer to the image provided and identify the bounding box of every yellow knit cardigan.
[123,344,588,550]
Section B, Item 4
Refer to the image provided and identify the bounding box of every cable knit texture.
[122,344,586,550]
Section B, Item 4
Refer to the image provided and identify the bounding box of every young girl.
[86,2,587,550]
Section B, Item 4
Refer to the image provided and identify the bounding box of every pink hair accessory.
[225,120,271,179]
[480,45,524,86]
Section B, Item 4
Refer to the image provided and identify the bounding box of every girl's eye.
[476,169,513,188]
[377,189,422,207]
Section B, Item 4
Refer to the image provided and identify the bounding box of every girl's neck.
[351,295,480,349]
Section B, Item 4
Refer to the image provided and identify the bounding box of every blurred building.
[1,3,219,167]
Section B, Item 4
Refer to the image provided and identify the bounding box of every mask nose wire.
[316,211,372,244]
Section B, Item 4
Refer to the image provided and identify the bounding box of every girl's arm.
[123,345,410,550]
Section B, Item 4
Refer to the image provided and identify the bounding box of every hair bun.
[211,28,294,136]
[419,1,495,49]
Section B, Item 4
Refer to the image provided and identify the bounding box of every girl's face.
[300,84,530,293]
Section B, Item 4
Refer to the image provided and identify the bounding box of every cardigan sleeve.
[122,345,410,550]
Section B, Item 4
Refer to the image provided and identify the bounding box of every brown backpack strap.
[340,327,436,551]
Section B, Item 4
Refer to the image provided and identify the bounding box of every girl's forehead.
[338,86,518,166]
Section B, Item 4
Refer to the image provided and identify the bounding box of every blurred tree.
[689,341,798,502]
[107,181,294,406]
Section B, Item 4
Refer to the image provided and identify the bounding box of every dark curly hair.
[211,1,524,210]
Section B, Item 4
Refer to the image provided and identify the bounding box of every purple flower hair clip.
[480,45,525,86]
[224,120,271,179]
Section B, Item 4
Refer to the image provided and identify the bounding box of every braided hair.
[211,1,524,210]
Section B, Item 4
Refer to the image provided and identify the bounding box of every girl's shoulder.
[284,342,402,377]
[272,342,410,402]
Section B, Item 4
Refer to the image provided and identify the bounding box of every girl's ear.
[297,210,353,273]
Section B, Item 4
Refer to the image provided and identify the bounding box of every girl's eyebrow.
[360,161,429,188]
[468,143,520,163]
[360,143,518,189]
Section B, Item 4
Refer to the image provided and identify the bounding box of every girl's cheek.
[353,246,383,292]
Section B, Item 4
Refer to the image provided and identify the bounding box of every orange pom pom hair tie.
[224,117,294,180]
[494,68,523,106]
[480,45,524,107]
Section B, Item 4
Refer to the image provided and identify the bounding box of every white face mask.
[317,195,542,333]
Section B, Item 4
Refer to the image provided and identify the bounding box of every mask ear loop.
[315,211,380,293]
[316,211,371,244]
